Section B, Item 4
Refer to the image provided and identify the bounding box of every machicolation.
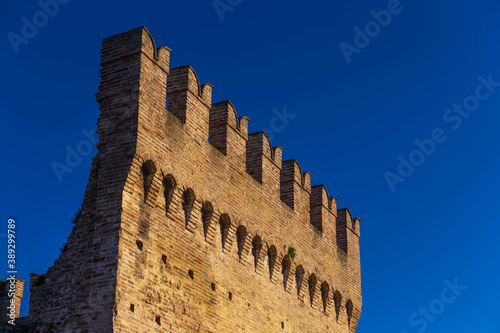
[2,26,363,332]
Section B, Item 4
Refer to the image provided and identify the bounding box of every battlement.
[25,26,363,332]
[96,28,350,234]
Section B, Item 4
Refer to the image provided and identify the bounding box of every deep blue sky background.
[1,0,499,331]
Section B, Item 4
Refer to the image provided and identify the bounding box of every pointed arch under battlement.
[141,160,157,202]
[320,281,330,314]
[182,188,195,228]
[295,265,305,299]
[308,273,318,308]
[281,255,291,291]
[120,169,358,329]
[251,235,263,272]
[126,164,357,324]
[334,290,342,322]
[236,225,247,259]
[219,213,231,251]
[163,174,177,215]
[267,245,278,281]
[201,201,214,239]
[346,299,354,327]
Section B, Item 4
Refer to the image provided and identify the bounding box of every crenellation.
[337,208,360,236]
[303,171,313,193]
[167,65,204,100]
[200,83,214,105]
[272,145,284,168]
[209,101,249,171]
[310,185,337,236]
[19,26,363,333]
[336,208,351,253]
[166,65,212,143]
[246,131,282,188]
[336,207,362,320]
[280,159,312,214]
[238,115,250,137]
[310,184,336,211]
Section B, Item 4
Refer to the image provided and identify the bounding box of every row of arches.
[140,161,356,325]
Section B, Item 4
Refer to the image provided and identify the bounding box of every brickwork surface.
[24,27,363,332]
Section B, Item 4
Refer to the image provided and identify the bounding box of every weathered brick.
[12,26,362,332]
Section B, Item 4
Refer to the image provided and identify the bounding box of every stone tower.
[23,27,362,332]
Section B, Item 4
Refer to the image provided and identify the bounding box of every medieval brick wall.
[26,27,362,333]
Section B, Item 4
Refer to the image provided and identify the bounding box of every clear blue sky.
[1,0,499,331]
